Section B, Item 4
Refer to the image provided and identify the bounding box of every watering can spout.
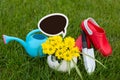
[2,29,47,57]
[2,35,26,48]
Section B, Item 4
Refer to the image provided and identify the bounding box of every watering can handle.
[26,29,41,40]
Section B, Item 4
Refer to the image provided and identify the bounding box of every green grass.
[0,0,120,80]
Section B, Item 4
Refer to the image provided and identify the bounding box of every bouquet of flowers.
[42,36,83,79]
[42,36,80,61]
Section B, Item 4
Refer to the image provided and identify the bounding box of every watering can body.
[3,29,47,57]
[25,34,47,57]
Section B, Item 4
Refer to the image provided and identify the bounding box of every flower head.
[55,49,65,59]
[71,47,80,57]
[63,51,72,61]
[64,37,75,49]
[42,43,55,55]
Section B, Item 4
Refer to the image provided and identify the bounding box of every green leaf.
[81,52,107,69]
[72,59,83,80]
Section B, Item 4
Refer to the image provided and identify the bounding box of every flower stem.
[67,61,71,75]
[81,52,107,69]
[72,59,83,80]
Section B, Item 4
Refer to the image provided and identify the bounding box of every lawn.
[0,0,120,80]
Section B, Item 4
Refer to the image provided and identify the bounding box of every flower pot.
[47,55,77,72]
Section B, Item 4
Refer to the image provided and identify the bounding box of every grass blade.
[72,59,83,80]
[82,52,107,69]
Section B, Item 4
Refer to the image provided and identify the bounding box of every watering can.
[2,29,47,57]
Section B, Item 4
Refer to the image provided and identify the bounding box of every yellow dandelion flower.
[44,40,50,44]
[56,42,64,50]
[49,40,58,46]
[70,47,80,57]
[71,47,80,53]
[47,45,56,55]
[73,53,80,57]
[63,51,73,61]
[64,42,73,50]
[42,43,49,54]
[55,49,64,59]
[48,36,55,41]
[47,36,62,47]
[64,37,75,48]
[48,36,62,42]
[64,37,75,43]
[51,36,61,40]
[42,42,55,55]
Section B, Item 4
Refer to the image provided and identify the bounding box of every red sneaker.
[75,35,91,51]
[81,18,112,56]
